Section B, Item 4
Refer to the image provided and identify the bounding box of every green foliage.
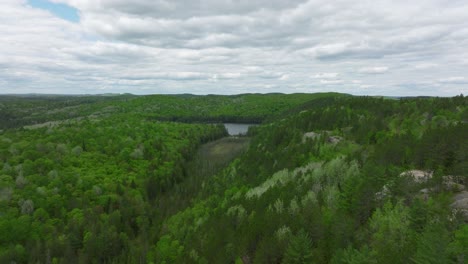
[0,93,344,129]
[0,110,227,262]
[151,235,184,263]
[330,246,375,264]
[368,201,414,264]
[0,93,466,263]
[448,224,468,262]
[412,222,451,264]
[282,230,314,264]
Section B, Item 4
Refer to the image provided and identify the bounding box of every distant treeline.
[0,93,346,129]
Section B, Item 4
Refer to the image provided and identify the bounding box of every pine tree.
[411,222,451,264]
[282,229,314,264]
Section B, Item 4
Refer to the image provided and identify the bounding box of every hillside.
[0,93,346,129]
[0,93,467,263]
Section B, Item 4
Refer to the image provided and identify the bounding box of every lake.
[224,123,256,136]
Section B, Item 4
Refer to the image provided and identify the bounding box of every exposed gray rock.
[445,182,466,192]
[453,191,468,203]
[419,188,430,194]
[302,131,344,144]
[302,132,320,142]
[443,175,466,192]
[400,170,433,183]
[451,191,468,221]
[327,136,343,144]
[375,184,391,201]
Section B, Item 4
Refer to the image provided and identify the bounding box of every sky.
[0,0,467,96]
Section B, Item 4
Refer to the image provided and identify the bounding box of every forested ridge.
[0,93,467,263]
[0,93,344,129]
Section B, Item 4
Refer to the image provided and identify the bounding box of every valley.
[0,93,466,263]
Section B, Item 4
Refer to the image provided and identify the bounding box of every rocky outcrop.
[302,132,320,142]
[375,184,390,201]
[327,136,343,144]
[382,170,468,221]
[443,175,466,192]
[302,131,343,144]
[451,191,468,221]
[399,170,433,183]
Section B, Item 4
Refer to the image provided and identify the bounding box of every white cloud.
[438,77,467,84]
[320,79,343,85]
[358,67,389,74]
[122,72,211,81]
[217,73,243,79]
[0,0,467,96]
[414,63,438,69]
[303,43,352,59]
[312,73,339,79]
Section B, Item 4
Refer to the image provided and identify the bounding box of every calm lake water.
[224,123,256,136]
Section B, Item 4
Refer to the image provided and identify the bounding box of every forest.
[0,93,466,263]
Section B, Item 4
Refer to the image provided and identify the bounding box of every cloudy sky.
[1,0,467,95]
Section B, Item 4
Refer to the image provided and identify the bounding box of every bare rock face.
[443,175,466,192]
[445,182,466,192]
[302,131,343,144]
[400,170,433,183]
[419,188,430,194]
[327,136,343,144]
[302,132,320,143]
[375,184,391,201]
[398,171,467,220]
[451,191,468,221]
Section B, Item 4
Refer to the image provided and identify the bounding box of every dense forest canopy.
[0,93,466,263]
[0,93,345,129]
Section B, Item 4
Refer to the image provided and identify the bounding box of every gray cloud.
[0,0,467,95]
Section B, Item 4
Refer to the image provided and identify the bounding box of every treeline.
[0,94,136,129]
[0,93,347,129]
[133,93,347,124]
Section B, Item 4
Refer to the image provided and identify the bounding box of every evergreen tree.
[411,222,451,264]
[282,230,314,264]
